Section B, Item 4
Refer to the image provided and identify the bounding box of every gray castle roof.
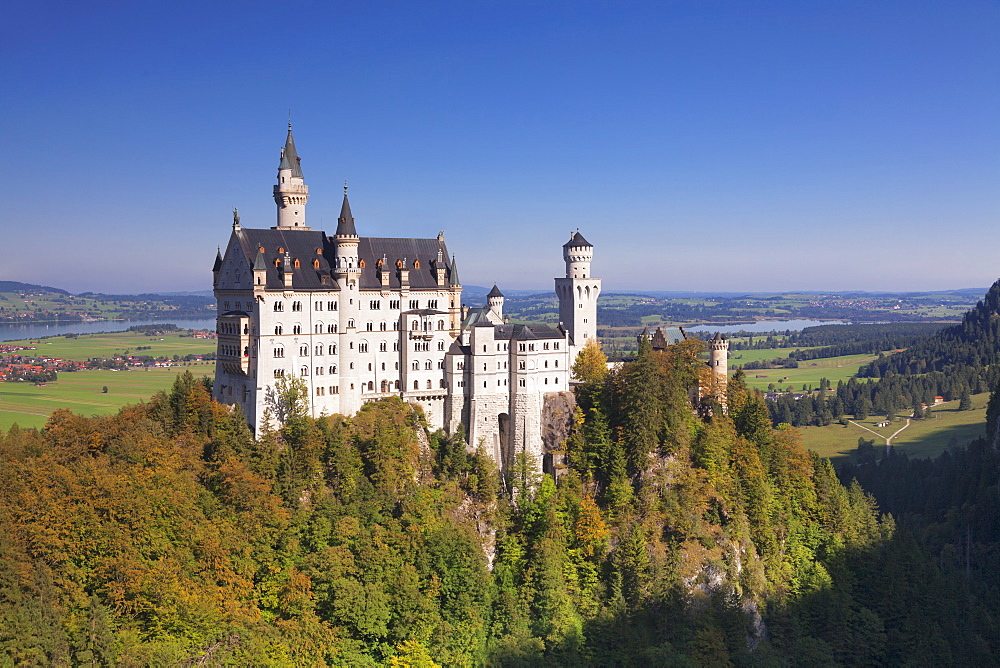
[487,284,504,299]
[495,323,565,341]
[278,124,303,178]
[228,227,457,292]
[563,231,591,248]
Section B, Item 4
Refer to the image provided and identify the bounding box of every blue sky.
[2,1,998,294]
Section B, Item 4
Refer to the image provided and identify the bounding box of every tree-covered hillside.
[0,354,996,664]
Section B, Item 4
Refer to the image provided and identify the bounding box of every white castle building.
[212,125,602,473]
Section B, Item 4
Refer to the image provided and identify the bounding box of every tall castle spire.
[272,122,310,230]
[335,184,357,237]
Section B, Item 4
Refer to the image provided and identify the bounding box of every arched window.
[274,258,281,268]
[300,366,308,376]
[396,259,404,269]
[294,258,301,269]
[329,344,337,355]
[312,259,320,269]
[426,379,432,389]
[411,320,418,330]
[274,325,283,335]
[413,260,420,269]
[394,380,400,390]
[413,380,419,390]
[437,320,444,330]
[359,259,366,268]
[348,319,355,328]
[329,364,337,374]
[437,341,445,351]
[293,325,301,335]
[273,302,283,312]
[412,361,419,370]
[278,247,285,254]
[367,381,374,391]
[259,246,265,253]
[425,360,432,370]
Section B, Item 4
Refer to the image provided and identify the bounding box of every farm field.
[2,330,215,360]
[798,392,989,465]
[0,366,212,431]
[735,352,882,391]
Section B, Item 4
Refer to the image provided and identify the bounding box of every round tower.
[487,284,504,319]
[334,187,362,413]
[563,231,593,279]
[555,230,601,358]
[273,123,310,230]
[709,332,729,376]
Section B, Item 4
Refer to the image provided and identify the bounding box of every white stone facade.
[212,127,600,476]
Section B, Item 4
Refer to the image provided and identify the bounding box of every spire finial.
[344,180,348,195]
[288,108,292,131]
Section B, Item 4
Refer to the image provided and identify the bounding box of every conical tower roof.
[487,284,504,299]
[335,192,357,237]
[252,250,267,271]
[278,123,303,178]
[563,231,592,248]
[450,255,460,285]
[212,249,223,272]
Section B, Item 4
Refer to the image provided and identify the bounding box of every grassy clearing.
[0,366,212,430]
[736,352,881,391]
[2,330,215,360]
[799,392,989,465]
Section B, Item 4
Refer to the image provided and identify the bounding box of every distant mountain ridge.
[0,280,70,295]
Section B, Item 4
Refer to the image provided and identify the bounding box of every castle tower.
[334,188,362,413]
[272,123,310,230]
[487,284,504,319]
[708,332,729,409]
[555,231,601,359]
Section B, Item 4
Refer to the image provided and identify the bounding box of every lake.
[0,317,218,343]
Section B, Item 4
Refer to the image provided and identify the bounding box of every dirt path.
[847,417,912,447]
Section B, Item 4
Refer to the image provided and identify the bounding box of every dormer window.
[396,259,404,269]
[278,247,285,254]
[413,260,420,269]
[359,259,366,269]
[293,259,300,269]
[313,259,320,269]
[274,259,281,268]
[259,246,265,253]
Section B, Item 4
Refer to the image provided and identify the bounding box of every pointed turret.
[487,284,505,318]
[278,123,303,178]
[273,123,310,229]
[450,255,461,286]
[252,250,267,271]
[335,192,357,237]
[212,248,223,272]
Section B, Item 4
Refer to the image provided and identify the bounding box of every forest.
[1,329,997,664]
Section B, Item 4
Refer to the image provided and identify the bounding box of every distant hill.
[860,279,1000,378]
[0,280,70,295]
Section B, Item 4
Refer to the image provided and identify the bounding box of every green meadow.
[0,366,213,431]
[798,392,990,465]
[735,352,881,391]
[2,330,215,360]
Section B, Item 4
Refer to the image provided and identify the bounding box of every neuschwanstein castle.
[212,125,604,472]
